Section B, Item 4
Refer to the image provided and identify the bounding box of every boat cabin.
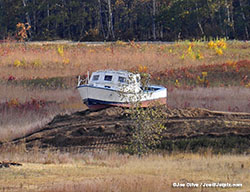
[88,70,141,92]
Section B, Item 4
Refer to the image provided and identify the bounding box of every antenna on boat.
[87,71,90,83]
[77,75,81,86]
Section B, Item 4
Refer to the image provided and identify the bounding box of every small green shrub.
[124,104,167,156]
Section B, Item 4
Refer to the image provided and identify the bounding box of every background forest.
[0,0,249,41]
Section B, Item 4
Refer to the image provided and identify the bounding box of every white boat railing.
[77,71,90,86]
[77,76,88,86]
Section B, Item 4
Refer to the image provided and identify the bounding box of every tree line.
[0,0,249,41]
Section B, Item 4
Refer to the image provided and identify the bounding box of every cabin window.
[118,76,126,83]
[104,75,113,81]
[92,75,99,81]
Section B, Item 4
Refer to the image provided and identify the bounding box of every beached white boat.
[77,70,167,109]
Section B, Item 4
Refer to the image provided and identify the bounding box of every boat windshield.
[104,75,113,81]
[118,76,127,83]
[92,75,99,81]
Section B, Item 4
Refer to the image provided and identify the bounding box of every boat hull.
[77,85,167,109]
[83,97,167,110]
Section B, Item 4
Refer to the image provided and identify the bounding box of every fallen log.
[0,161,22,168]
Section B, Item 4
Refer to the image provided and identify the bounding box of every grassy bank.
[160,135,250,154]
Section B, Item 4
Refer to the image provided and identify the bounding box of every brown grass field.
[0,40,249,79]
[0,149,249,192]
[0,40,250,191]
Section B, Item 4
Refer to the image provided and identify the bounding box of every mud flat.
[6,107,250,153]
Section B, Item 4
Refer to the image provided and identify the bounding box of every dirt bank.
[7,107,250,153]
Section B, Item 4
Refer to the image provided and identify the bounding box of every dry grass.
[0,150,249,192]
[0,41,249,79]
[0,83,79,103]
[168,87,250,112]
[0,83,86,142]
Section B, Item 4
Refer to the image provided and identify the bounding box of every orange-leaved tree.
[16,22,31,41]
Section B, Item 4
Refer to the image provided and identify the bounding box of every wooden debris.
[0,161,22,168]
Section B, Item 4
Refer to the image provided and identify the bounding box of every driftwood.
[0,161,22,168]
